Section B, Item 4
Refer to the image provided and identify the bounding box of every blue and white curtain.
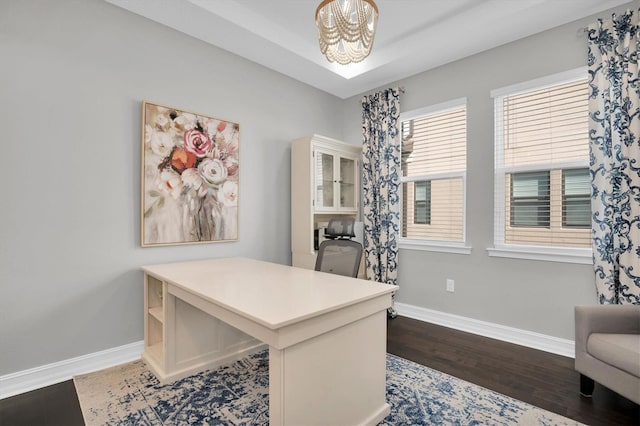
[362,88,401,314]
[587,8,640,305]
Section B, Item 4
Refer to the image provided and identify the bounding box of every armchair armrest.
[575,305,640,354]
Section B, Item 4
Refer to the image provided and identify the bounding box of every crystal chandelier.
[315,0,379,65]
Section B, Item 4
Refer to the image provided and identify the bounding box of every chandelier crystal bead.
[315,0,379,65]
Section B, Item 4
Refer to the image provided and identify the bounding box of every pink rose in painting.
[184,129,212,158]
[217,121,227,133]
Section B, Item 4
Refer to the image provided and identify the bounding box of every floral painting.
[141,101,239,246]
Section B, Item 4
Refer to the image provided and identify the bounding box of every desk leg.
[269,310,389,426]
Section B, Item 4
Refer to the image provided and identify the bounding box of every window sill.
[399,239,472,255]
[487,245,592,264]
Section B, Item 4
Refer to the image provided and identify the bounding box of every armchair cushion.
[588,333,640,377]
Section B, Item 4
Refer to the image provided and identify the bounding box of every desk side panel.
[275,310,389,426]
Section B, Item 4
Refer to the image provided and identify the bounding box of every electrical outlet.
[446,279,455,292]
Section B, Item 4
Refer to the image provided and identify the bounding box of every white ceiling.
[105,0,630,99]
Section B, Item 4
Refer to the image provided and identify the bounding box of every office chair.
[315,218,363,278]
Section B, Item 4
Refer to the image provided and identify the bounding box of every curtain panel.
[361,88,401,315]
[587,8,640,304]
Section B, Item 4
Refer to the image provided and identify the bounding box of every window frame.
[488,68,592,264]
[398,98,471,255]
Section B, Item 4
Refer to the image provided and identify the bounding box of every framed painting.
[141,101,239,246]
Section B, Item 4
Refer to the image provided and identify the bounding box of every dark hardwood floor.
[1,315,638,425]
[0,380,83,426]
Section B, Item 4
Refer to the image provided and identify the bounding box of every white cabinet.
[291,134,361,270]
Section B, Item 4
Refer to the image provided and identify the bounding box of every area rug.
[74,350,582,425]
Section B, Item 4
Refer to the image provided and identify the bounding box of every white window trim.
[490,67,588,98]
[487,245,592,264]
[400,239,472,255]
[401,97,467,121]
[398,97,471,254]
[490,67,593,264]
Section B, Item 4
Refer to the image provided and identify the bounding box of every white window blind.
[400,100,466,243]
[493,70,591,251]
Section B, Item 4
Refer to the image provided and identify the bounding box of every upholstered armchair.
[575,305,640,404]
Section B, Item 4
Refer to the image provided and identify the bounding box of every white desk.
[141,257,396,426]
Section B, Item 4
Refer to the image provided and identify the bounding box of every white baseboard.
[395,302,575,358]
[0,340,144,400]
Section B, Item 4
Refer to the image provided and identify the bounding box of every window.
[399,98,469,253]
[491,68,592,262]
[414,181,431,224]
[562,168,591,228]
[510,171,550,227]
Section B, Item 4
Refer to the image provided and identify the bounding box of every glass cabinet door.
[315,151,335,209]
[339,156,356,208]
[314,147,358,212]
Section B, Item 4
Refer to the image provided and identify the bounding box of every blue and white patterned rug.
[74,349,582,425]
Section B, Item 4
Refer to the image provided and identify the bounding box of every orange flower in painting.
[170,148,197,173]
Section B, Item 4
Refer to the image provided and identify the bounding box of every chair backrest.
[314,239,363,278]
[325,217,356,240]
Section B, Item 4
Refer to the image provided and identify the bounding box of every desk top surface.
[142,257,396,329]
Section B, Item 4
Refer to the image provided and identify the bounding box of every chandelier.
[315,0,379,65]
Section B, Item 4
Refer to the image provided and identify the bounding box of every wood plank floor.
[1,315,638,425]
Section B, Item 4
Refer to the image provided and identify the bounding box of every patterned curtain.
[587,8,640,305]
[361,88,401,316]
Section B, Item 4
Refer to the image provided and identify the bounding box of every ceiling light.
[315,0,379,65]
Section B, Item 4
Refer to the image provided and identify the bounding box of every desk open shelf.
[142,269,263,384]
[144,275,165,367]
[148,307,163,322]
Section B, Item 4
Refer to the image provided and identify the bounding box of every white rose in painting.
[173,113,197,132]
[181,168,208,197]
[220,180,238,207]
[150,131,173,157]
[158,169,182,199]
[198,158,227,186]
[155,113,170,130]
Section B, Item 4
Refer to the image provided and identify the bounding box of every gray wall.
[0,0,343,375]
[342,4,633,340]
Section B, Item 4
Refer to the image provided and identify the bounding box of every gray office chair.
[315,218,363,278]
